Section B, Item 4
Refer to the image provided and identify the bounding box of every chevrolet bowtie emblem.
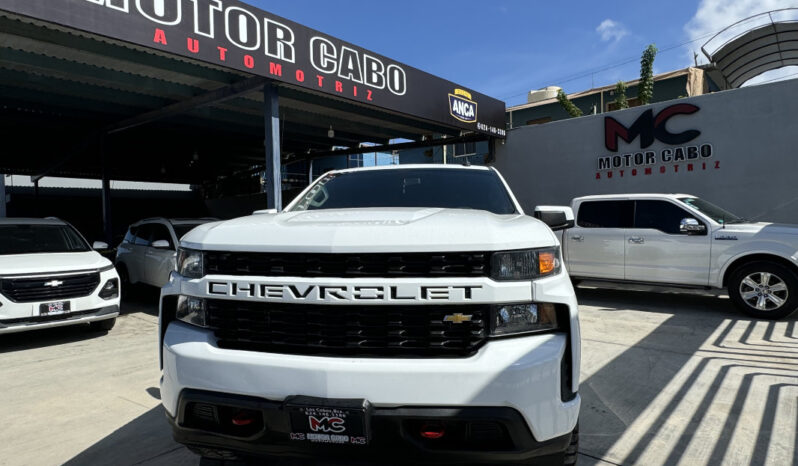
[443,313,473,324]
[43,280,64,287]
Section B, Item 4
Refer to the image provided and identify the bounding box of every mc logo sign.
[604,104,700,152]
[309,416,345,433]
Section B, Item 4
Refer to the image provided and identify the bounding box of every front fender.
[713,241,798,288]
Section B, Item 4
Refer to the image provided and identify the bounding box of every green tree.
[556,89,583,118]
[639,44,658,105]
[614,80,629,109]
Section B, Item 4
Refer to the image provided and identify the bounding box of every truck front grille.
[204,251,489,278]
[0,272,100,303]
[206,299,488,357]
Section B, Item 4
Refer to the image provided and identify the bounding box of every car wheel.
[89,317,116,332]
[116,265,133,299]
[729,261,798,320]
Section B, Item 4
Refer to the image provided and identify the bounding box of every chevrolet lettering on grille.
[207,282,482,302]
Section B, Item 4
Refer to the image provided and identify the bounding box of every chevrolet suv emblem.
[443,313,473,324]
[43,280,64,287]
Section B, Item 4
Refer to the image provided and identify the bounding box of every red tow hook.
[231,410,255,426]
[420,423,446,439]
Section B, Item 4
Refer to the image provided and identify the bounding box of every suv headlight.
[490,247,561,281]
[176,295,208,328]
[491,303,559,336]
[177,248,204,278]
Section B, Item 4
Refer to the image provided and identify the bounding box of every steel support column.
[100,135,112,244]
[0,173,6,217]
[263,84,282,210]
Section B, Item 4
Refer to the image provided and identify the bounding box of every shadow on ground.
[576,285,798,465]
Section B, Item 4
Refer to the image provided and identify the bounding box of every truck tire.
[728,261,798,320]
[562,422,579,465]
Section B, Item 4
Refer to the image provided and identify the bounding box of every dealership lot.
[0,285,795,466]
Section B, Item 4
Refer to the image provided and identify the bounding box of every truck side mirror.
[534,206,575,231]
[152,239,172,249]
[679,218,707,235]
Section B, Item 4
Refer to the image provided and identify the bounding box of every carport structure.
[702,8,798,88]
[0,0,506,241]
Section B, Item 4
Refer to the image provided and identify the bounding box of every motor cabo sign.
[0,0,506,137]
[595,103,717,180]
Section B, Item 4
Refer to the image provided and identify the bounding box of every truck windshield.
[0,224,91,255]
[678,197,744,224]
[288,168,518,215]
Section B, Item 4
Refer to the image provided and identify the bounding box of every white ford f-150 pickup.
[159,164,580,465]
[537,193,798,320]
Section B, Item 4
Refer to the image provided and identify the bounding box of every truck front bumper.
[167,388,574,465]
[161,321,579,456]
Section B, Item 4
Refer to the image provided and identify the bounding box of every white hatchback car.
[115,218,215,289]
[0,218,120,334]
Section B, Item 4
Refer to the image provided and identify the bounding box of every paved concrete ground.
[0,284,796,466]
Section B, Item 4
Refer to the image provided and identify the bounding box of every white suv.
[160,165,581,465]
[116,218,214,289]
[0,218,120,334]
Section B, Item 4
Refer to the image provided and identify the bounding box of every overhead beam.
[106,76,270,134]
[304,133,488,160]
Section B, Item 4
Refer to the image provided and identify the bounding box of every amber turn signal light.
[538,252,557,275]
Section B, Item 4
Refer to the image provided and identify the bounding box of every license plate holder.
[40,301,71,316]
[285,396,370,446]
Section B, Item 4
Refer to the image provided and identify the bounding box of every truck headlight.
[490,248,561,280]
[177,248,204,278]
[176,295,208,328]
[491,303,559,336]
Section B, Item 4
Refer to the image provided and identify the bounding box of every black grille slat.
[206,300,487,357]
[204,252,489,278]
[0,273,100,303]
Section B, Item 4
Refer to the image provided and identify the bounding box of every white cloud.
[596,19,629,42]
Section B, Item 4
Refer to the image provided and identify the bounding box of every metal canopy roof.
[0,11,469,184]
[702,9,798,89]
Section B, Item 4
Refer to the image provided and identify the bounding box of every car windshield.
[678,197,745,224]
[288,168,518,215]
[0,224,91,255]
[172,223,207,239]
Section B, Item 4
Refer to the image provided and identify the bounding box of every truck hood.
[0,251,110,276]
[718,222,798,236]
[182,208,558,253]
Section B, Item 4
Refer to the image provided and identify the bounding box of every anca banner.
[0,0,506,137]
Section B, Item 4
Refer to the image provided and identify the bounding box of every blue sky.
[242,0,798,106]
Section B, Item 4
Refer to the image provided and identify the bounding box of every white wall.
[493,78,798,223]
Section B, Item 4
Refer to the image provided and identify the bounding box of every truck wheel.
[728,261,798,320]
[563,422,579,465]
[89,317,116,332]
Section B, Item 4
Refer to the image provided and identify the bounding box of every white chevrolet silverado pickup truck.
[159,165,580,465]
[538,193,798,320]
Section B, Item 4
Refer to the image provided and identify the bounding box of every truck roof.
[328,164,491,176]
[574,193,695,202]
